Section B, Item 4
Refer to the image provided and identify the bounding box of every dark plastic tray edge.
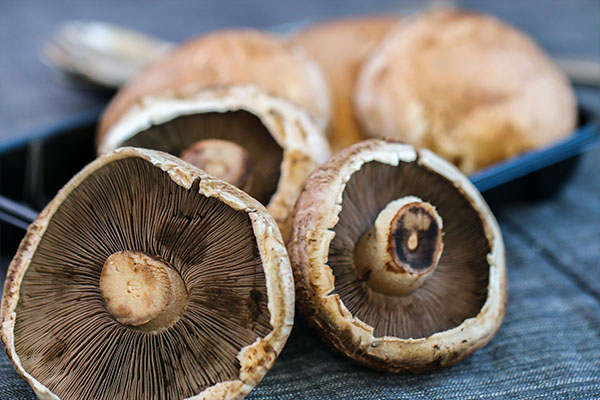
[1,105,598,226]
[470,107,599,191]
[0,106,104,153]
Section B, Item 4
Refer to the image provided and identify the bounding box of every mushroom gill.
[121,110,283,205]
[328,160,490,339]
[12,156,271,399]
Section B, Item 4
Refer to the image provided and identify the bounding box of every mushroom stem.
[100,251,188,331]
[180,139,254,191]
[354,196,444,296]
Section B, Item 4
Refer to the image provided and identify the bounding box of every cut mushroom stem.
[100,250,188,332]
[180,139,253,191]
[354,196,444,296]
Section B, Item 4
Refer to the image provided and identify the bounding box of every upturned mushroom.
[289,139,507,372]
[1,147,294,399]
[290,16,398,153]
[97,85,330,241]
[355,10,577,173]
[98,28,330,136]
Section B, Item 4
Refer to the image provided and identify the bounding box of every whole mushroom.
[1,147,294,399]
[99,28,330,136]
[289,139,507,372]
[355,10,577,173]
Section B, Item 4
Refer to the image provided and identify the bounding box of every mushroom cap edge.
[288,138,507,372]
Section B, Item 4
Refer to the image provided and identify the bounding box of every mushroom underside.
[328,160,490,339]
[121,110,284,205]
[13,157,271,399]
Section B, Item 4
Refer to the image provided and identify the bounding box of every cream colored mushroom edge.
[1,147,294,400]
[289,139,507,372]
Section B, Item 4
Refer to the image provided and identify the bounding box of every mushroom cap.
[355,10,577,173]
[290,16,398,152]
[98,28,330,138]
[1,147,294,399]
[98,85,331,241]
[288,139,507,372]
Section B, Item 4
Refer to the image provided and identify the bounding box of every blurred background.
[1,0,599,136]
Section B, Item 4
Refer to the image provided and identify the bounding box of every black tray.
[1,104,599,274]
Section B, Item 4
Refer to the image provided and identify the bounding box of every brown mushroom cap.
[1,147,294,399]
[98,86,331,241]
[98,28,330,139]
[355,10,577,173]
[290,16,398,152]
[288,139,506,372]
